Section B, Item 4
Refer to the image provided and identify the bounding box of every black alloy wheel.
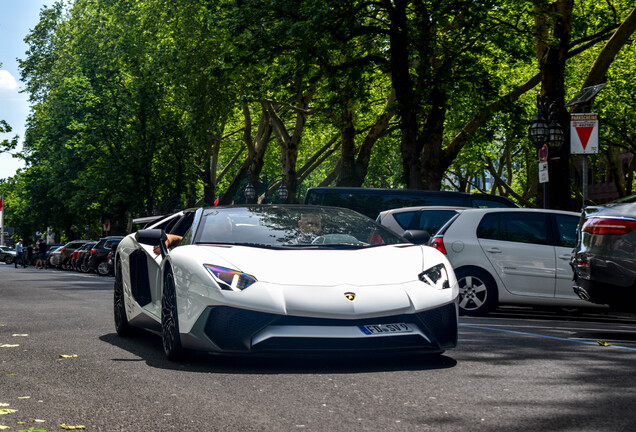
[456,267,498,316]
[161,268,184,360]
[4,256,13,264]
[113,259,132,336]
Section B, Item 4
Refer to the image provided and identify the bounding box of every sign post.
[571,113,599,206]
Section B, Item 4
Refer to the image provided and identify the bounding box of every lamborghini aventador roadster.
[113,205,458,360]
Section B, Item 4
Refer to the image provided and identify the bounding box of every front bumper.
[180,302,458,354]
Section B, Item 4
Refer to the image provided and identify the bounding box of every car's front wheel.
[113,259,132,336]
[4,256,13,264]
[161,268,184,360]
[456,267,497,316]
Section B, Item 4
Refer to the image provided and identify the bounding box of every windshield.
[193,205,407,248]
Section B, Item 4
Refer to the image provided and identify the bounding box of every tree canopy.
[1,0,634,241]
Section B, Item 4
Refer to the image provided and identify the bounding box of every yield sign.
[570,113,599,154]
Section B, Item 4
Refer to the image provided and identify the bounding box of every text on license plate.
[359,323,413,335]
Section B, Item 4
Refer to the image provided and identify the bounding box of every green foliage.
[2,0,634,238]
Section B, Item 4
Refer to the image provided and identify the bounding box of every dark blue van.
[304,187,517,218]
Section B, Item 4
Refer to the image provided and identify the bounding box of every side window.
[393,211,419,229]
[500,212,549,245]
[417,210,458,234]
[477,213,501,240]
[477,212,549,245]
[554,215,579,248]
[170,212,195,237]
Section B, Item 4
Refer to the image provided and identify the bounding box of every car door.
[477,212,556,298]
[553,214,581,299]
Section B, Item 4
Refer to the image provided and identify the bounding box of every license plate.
[359,323,413,335]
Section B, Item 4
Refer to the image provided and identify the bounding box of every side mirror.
[136,229,168,258]
[402,230,431,245]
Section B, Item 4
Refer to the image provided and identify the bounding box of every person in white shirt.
[14,239,25,268]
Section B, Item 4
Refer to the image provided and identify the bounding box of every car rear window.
[392,211,418,229]
[417,210,459,234]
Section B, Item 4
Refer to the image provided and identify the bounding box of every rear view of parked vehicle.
[377,206,468,244]
[572,194,636,312]
[429,208,605,315]
[87,236,123,275]
[54,240,94,269]
[73,242,97,272]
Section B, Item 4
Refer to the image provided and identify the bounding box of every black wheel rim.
[161,273,178,356]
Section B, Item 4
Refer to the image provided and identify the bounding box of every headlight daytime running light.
[204,264,257,291]
[419,263,450,289]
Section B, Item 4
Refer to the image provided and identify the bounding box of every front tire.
[456,267,498,316]
[4,256,13,264]
[161,268,184,360]
[113,259,132,336]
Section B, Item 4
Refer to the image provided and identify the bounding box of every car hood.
[187,244,429,286]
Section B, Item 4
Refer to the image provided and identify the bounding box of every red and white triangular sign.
[570,113,598,154]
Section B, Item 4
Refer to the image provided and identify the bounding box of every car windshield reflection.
[193,205,406,248]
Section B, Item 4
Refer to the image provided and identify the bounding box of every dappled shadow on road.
[451,322,636,432]
[99,331,457,374]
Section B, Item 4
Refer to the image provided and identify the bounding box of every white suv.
[429,208,605,315]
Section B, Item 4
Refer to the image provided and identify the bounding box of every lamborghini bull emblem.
[344,292,356,301]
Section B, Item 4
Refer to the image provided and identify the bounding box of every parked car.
[0,245,17,264]
[87,236,123,275]
[428,208,605,315]
[71,242,96,272]
[304,187,517,218]
[48,246,64,267]
[76,242,97,272]
[54,240,94,269]
[572,194,636,312]
[377,206,469,244]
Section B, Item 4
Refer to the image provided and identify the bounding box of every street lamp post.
[244,174,288,204]
[528,96,565,208]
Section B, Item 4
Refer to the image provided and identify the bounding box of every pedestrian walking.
[14,238,25,268]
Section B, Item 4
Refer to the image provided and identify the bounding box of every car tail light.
[91,248,97,254]
[429,236,447,255]
[582,217,636,235]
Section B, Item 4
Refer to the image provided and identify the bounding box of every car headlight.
[418,263,450,289]
[204,264,257,291]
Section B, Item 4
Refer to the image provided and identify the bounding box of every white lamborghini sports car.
[113,205,458,360]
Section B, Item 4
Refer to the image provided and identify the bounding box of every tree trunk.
[534,0,574,210]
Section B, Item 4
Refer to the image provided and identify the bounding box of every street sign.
[538,144,548,162]
[538,162,549,183]
[570,113,599,154]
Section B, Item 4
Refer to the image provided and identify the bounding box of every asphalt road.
[1,264,635,432]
